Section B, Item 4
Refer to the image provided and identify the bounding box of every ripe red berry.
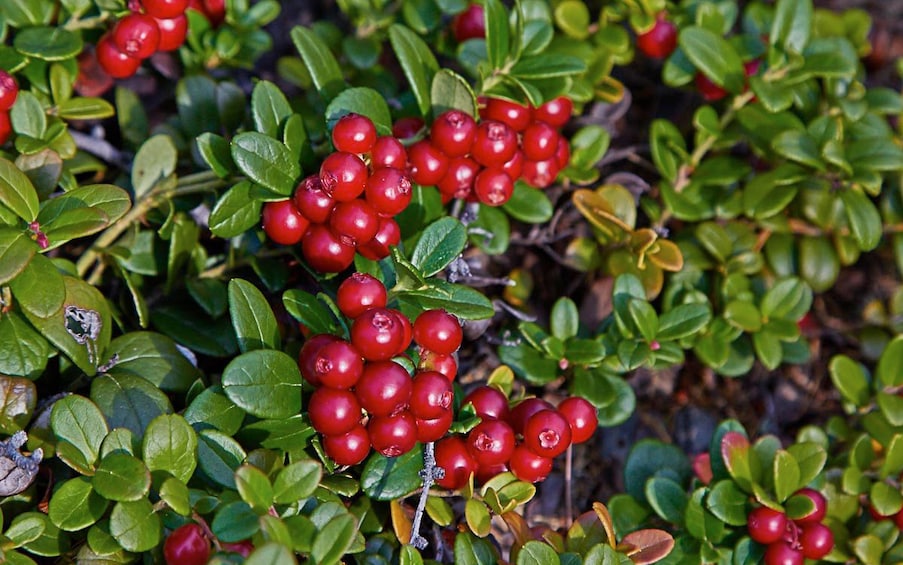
[555,138,571,169]
[293,175,335,224]
[799,522,833,560]
[336,273,387,319]
[557,397,598,444]
[298,334,339,386]
[533,96,573,128]
[430,110,477,158]
[408,140,449,186]
[453,3,485,42]
[746,507,788,544]
[415,410,453,442]
[419,350,457,381]
[323,424,370,466]
[370,136,408,170]
[508,397,554,435]
[471,120,517,167]
[261,199,309,245]
[435,437,477,490]
[475,462,509,484]
[163,523,210,565]
[413,309,463,355]
[201,0,225,27]
[96,35,142,79]
[0,71,19,112]
[764,541,804,565]
[351,308,406,361]
[522,121,559,161]
[522,157,560,188]
[154,15,189,51]
[636,14,678,60]
[392,117,424,139]
[480,97,532,131]
[221,540,254,557]
[332,113,377,154]
[313,340,364,389]
[509,444,553,483]
[500,150,524,180]
[329,199,380,246]
[357,217,401,261]
[354,360,412,416]
[437,157,480,198]
[467,419,515,467]
[523,409,572,458]
[0,113,11,146]
[473,168,514,206]
[320,152,369,202]
[368,410,417,457]
[463,386,510,420]
[301,224,356,273]
[410,371,454,420]
[142,0,189,19]
[793,488,827,524]
[388,309,413,355]
[308,387,361,436]
[365,167,413,216]
[893,509,903,529]
[695,73,728,102]
[112,14,161,60]
[744,59,762,77]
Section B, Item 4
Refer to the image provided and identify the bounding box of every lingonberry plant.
[0,0,900,563]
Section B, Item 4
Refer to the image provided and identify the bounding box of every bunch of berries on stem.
[747,488,834,565]
[96,0,191,78]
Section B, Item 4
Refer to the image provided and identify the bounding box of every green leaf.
[311,514,357,565]
[455,532,499,565]
[399,280,495,320]
[550,297,579,341]
[628,299,659,343]
[246,542,298,565]
[877,335,903,387]
[828,355,870,407]
[431,69,477,118]
[209,181,263,238]
[282,289,342,335]
[108,499,161,552]
[786,442,826,487]
[760,278,812,321]
[510,55,585,80]
[12,511,67,557]
[465,498,492,537]
[0,230,37,288]
[624,440,691,504]
[0,312,50,378]
[197,429,246,489]
[48,477,108,531]
[502,182,553,223]
[411,217,467,277]
[90,374,173,440]
[92,453,151,502]
[252,80,292,138]
[0,376,36,434]
[11,92,46,139]
[650,120,687,183]
[159,476,191,516]
[326,87,393,136]
[878,393,903,426]
[57,98,115,121]
[38,183,130,229]
[228,278,281,353]
[705,480,748,526]
[0,157,40,222]
[184,385,245,436]
[720,431,759,492]
[645,477,688,524]
[517,540,560,565]
[236,465,274,512]
[388,24,438,117]
[484,0,510,69]
[361,448,424,501]
[840,190,881,252]
[212,500,259,542]
[679,27,745,93]
[770,0,813,54]
[197,133,236,178]
[51,394,108,467]
[4,514,45,548]
[290,26,345,100]
[773,450,801,502]
[14,26,82,60]
[657,304,711,341]
[131,135,177,199]
[222,350,302,419]
[772,130,823,169]
[273,459,322,504]
[567,125,610,171]
[142,414,198,483]
[851,534,883,565]
[105,331,202,392]
[231,133,300,196]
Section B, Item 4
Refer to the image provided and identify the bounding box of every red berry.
[746,507,788,545]
[744,59,762,77]
[142,0,189,19]
[112,14,161,60]
[764,542,804,565]
[413,309,463,355]
[410,371,454,420]
[523,409,571,458]
[163,523,210,565]
[301,224,356,273]
[695,73,728,101]
[437,157,480,198]
[96,35,141,79]
[320,152,369,202]
[298,334,340,386]
[467,420,515,467]
[799,523,833,560]
[0,112,11,145]
[354,360,412,416]
[522,121,559,161]
[555,138,571,169]
[154,15,188,51]
[453,3,485,42]
[636,14,678,60]
[430,110,477,158]
[408,140,449,186]
[261,199,309,245]
[509,444,553,483]
[475,462,509,484]
[221,540,254,557]
[522,157,560,188]
[391,117,424,140]
[479,97,532,132]
[332,113,377,154]
[500,150,524,180]
[389,309,413,355]
[435,437,477,490]
[894,509,903,529]
[357,217,401,261]
[419,350,457,381]
[370,136,408,170]
[313,340,364,389]
[323,424,370,466]
[557,397,597,444]
[463,386,510,420]
[351,308,406,361]
[508,397,554,435]
[336,273,388,319]
[365,167,413,216]
[293,175,335,224]
[0,71,19,112]
[308,387,361,436]
[533,96,573,128]
[473,168,514,206]
[415,410,453,442]
[201,0,225,27]
[368,410,417,457]
[793,488,827,524]
[471,120,517,167]
[329,199,380,246]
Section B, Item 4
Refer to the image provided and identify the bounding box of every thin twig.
[70,129,129,168]
[409,441,444,550]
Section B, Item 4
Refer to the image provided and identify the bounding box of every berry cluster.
[452,3,486,43]
[97,0,190,79]
[0,70,19,145]
[262,114,409,273]
[636,12,678,60]
[747,488,834,565]
[300,274,464,465]
[187,0,226,27]
[434,390,597,489]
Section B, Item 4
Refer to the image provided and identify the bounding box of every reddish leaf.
[620,529,675,564]
[720,431,757,491]
[692,452,713,485]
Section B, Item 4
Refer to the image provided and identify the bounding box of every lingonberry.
[332,113,377,154]
[370,136,408,170]
[746,506,788,544]
[163,523,210,565]
[793,488,827,524]
[500,150,524,181]
[799,522,833,560]
[557,397,598,444]
[471,120,518,167]
[522,121,559,161]
[523,409,572,458]
[293,175,335,224]
[410,371,454,420]
[463,386,510,420]
[435,437,477,489]
[0,71,18,112]
[555,138,571,169]
[418,350,457,381]
[365,167,413,216]
[895,508,903,530]
[473,168,514,206]
[744,59,762,78]
[636,13,678,60]
[313,340,364,389]
[509,444,553,483]
[508,397,554,435]
[695,72,728,102]
[479,97,532,131]
[415,409,453,443]
[413,309,463,354]
[368,410,417,457]
[323,424,371,466]
[408,140,449,186]
[354,360,412,416]
[301,224,356,273]
[201,0,226,27]
[467,419,515,467]
[319,152,369,201]
[522,157,560,188]
[221,540,254,558]
[430,110,477,157]
[533,96,573,128]
[351,308,406,361]
[0,113,11,146]
[261,199,309,245]
[453,3,485,42]
[112,14,161,59]
[298,334,340,386]
[154,15,189,51]
[437,157,481,198]
[389,309,413,355]
[329,199,380,246]
[475,462,509,484]
[392,116,425,139]
[96,35,142,78]
[764,541,804,565]
[141,0,189,19]
[336,273,388,319]
[357,217,401,261]
[308,387,361,436]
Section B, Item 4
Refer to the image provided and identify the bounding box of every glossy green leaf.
[312,514,357,565]
[228,278,281,353]
[291,26,345,100]
[455,532,499,565]
[282,289,342,335]
[770,0,813,54]
[326,87,393,136]
[840,190,881,252]
[184,386,245,436]
[231,133,300,196]
[679,27,745,93]
[411,217,467,277]
[51,394,108,467]
[235,465,274,512]
[273,459,322,504]
[645,477,688,524]
[550,297,579,341]
[131,135,177,199]
[105,331,202,392]
[388,24,439,117]
[431,68,477,118]
[465,498,492,537]
[0,311,49,378]
[773,450,800,502]
[57,98,115,121]
[209,181,263,238]
[92,453,151,502]
[399,280,495,320]
[877,336,903,387]
[361,448,424,501]
[48,477,108,531]
[483,0,509,68]
[252,80,292,138]
[222,350,302,419]
[90,373,173,439]
[502,182,553,223]
[197,429,246,489]
[705,480,748,526]
[246,542,298,565]
[108,499,161,552]
[0,158,39,222]
[142,414,198,483]
[14,27,82,60]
